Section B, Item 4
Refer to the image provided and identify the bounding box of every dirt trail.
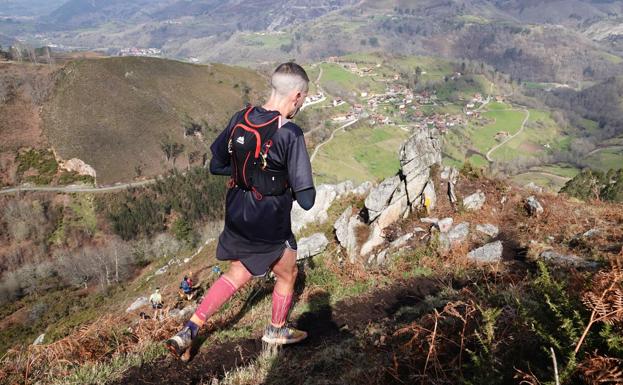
[486,107,530,162]
[112,276,439,385]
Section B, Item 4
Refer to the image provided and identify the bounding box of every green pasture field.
[531,163,580,179]
[239,32,291,49]
[469,108,525,154]
[584,148,623,172]
[511,172,569,192]
[319,62,384,97]
[313,124,410,184]
[490,109,561,162]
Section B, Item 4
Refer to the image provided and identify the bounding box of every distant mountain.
[44,0,174,29]
[0,0,621,84]
[0,0,67,17]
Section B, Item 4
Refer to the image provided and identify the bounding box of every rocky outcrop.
[297,233,329,260]
[126,297,149,313]
[525,196,544,216]
[350,127,441,259]
[59,158,97,179]
[334,206,366,263]
[292,181,370,233]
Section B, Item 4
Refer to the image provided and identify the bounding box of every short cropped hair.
[271,62,309,96]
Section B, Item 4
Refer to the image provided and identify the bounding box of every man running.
[165,62,316,359]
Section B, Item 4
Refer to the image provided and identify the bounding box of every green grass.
[470,109,525,154]
[318,62,383,97]
[511,172,568,192]
[584,148,623,172]
[239,32,291,49]
[51,342,167,385]
[313,124,410,184]
[492,109,560,162]
[600,51,623,64]
[532,164,580,179]
[15,148,58,185]
[468,154,489,168]
[457,14,491,24]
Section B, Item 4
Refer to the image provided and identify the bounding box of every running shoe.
[261,324,308,345]
[165,326,193,357]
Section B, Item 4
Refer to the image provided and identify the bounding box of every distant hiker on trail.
[150,288,163,319]
[179,273,195,300]
[166,62,316,360]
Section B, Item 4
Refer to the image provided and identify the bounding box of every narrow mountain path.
[301,66,325,111]
[486,107,530,162]
[310,118,359,163]
[111,276,440,385]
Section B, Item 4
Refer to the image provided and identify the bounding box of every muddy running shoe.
[261,324,308,345]
[165,326,193,357]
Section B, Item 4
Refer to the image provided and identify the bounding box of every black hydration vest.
[227,107,289,199]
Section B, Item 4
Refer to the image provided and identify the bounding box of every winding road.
[0,179,157,195]
[485,107,530,162]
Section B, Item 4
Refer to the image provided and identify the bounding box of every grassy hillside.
[42,57,267,185]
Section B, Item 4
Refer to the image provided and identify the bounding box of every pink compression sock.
[194,276,238,323]
[271,290,293,327]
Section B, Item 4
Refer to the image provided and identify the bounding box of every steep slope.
[0,57,267,186]
[41,56,267,185]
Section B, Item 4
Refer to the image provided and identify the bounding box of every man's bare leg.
[262,247,307,344]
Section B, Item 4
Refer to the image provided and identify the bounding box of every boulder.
[365,176,401,222]
[440,166,451,181]
[582,228,600,238]
[421,217,439,225]
[467,241,504,263]
[33,334,45,346]
[399,127,442,178]
[178,305,197,319]
[440,222,470,249]
[59,158,97,178]
[353,181,373,196]
[525,196,544,216]
[390,233,413,249]
[360,223,385,256]
[335,180,355,196]
[368,248,389,266]
[476,224,499,238]
[524,182,543,193]
[540,250,598,268]
[376,195,409,230]
[126,297,149,313]
[463,191,486,211]
[334,207,365,263]
[297,233,329,260]
[422,181,437,212]
[292,184,338,233]
[155,266,168,275]
[405,170,430,205]
[438,217,454,233]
